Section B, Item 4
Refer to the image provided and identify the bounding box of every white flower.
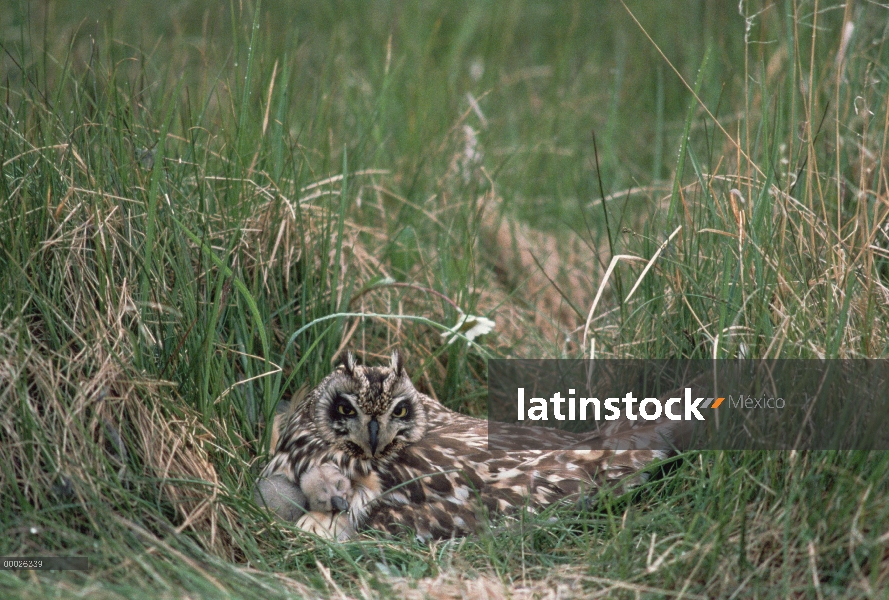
[469,58,484,82]
[441,312,496,345]
[461,124,484,183]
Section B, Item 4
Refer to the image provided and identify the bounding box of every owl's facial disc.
[326,393,364,454]
[364,396,417,458]
[324,391,422,459]
[315,355,427,461]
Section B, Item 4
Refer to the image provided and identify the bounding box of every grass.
[2,0,889,597]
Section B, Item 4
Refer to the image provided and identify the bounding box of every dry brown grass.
[0,283,239,561]
[0,135,602,574]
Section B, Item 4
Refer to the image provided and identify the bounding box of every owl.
[255,388,357,539]
[255,351,690,541]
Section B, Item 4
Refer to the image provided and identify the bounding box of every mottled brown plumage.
[255,352,690,541]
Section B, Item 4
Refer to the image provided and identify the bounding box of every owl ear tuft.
[390,350,404,375]
[341,352,358,375]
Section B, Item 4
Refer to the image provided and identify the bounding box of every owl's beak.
[331,496,349,513]
[368,419,380,456]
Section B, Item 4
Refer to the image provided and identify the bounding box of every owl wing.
[363,403,673,540]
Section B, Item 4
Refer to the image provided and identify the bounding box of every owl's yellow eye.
[392,403,409,419]
[336,403,356,416]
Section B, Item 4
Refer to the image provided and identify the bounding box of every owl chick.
[300,463,352,513]
[253,473,308,522]
[254,462,352,519]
